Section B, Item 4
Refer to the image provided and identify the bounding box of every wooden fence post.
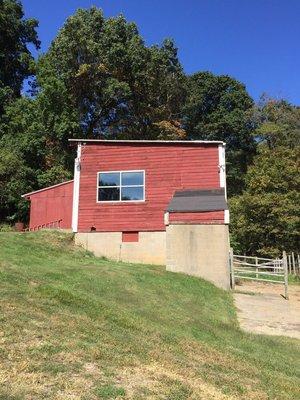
[283,251,289,300]
[229,248,235,290]
[275,258,278,273]
[292,252,296,275]
[288,254,291,274]
[255,256,258,279]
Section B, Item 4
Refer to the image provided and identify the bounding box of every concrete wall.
[166,224,230,289]
[75,225,230,290]
[75,231,166,265]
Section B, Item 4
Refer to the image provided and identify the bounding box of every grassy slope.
[0,232,299,400]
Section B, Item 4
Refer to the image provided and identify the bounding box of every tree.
[0,0,40,114]
[230,146,300,257]
[230,96,300,256]
[253,96,300,149]
[183,72,256,195]
[0,145,35,222]
[0,96,72,222]
[37,7,186,140]
[0,6,187,222]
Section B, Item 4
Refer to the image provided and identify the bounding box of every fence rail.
[229,249,289,300]
[23,219,62,232]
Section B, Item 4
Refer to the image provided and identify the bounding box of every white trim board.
[224,209,230,224]
[218,144,227,199]
[69,139,225,145]
[71,143,81,232]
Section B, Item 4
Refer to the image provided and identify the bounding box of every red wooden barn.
[23,140,230,289]
[22,180,73,230]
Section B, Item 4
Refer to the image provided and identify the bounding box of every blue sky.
[23,0,300,105]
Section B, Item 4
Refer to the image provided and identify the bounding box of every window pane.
[122,171,143,186]
[99,172,120,187]
[121,186,144,201]
[98,187,120,201]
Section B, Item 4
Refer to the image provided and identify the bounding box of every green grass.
[289,274,300,284]
[0,231,299,399]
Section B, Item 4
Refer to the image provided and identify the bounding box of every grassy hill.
[0,231,299,399]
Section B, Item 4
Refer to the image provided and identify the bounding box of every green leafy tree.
[183,72,256,195]
[0,145,36,222]
[230,146,300,257]
[0,6,187,222]
[0,97,72,222]
[253,96,300,149]
[230,97,300,256]
[0,0,40,114]
[37,7,186,140]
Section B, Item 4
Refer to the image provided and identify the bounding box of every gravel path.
[234,282,300,339]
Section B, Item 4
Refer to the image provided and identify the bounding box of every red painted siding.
[169,211,224,224]
[122,231,139,242]
[78,143,221,232]
[27,181,73,229]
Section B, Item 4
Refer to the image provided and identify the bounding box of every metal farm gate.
[229,249,289,299]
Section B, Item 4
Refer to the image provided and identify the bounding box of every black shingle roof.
[166,188,228,213]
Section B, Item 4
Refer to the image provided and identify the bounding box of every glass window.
[98,187,120,201]
[97,170,144,202]
[121,172,143,186]
[121,186,144,201]
[99,172,120,186]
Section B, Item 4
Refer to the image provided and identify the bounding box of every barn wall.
[169,211,224,224]
[78,143,221,232]
[28,181,73,229]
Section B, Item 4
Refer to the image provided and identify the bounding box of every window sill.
[96,200,146,204]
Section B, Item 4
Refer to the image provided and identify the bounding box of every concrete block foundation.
[75,224,230,290]
[166,224,230,289]
[75,231,166,265]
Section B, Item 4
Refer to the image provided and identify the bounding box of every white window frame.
[96,170,145,203]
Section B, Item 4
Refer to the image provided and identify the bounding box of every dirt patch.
[234,282,300,339]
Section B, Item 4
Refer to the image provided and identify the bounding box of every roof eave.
[21,180,74,199]
[68,139,226,146]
